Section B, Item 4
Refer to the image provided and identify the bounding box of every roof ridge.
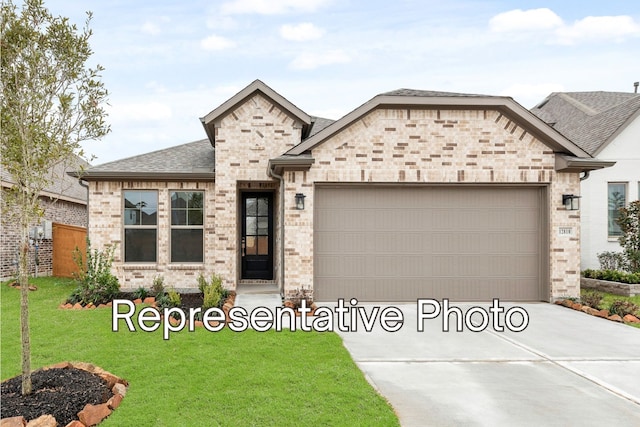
[557,93,598,115]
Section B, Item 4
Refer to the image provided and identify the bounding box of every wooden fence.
[52,223,86,278]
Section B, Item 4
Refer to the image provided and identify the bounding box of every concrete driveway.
[333,302,640,426]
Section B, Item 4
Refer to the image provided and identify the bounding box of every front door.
[241,193,274,280]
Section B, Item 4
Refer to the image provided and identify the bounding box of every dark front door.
[241,193,274,280]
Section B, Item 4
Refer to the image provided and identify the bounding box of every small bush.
[133,286,149,300]
[203,284,222,310]
[580,291,603,309]
[608,300,640,317]
[155,293,171,310]
[151,275,165,296]
[167,288,181,307]
[69,239,120,305]
[197,273,227,309]
[288,287,313,309]
[597,252,625,271]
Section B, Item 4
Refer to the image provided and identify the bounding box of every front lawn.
[1,277,399,426]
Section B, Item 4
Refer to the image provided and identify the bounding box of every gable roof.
[286,89,591,158]
[200,79,312,145]
[75,139,214,181]
[530,91,640,156]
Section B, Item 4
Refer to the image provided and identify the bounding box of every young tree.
[1,0,109,395]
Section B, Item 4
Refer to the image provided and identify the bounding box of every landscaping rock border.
[0,362,128,427]
[554,299,640,324]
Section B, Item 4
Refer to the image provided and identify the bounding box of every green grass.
[1,277,399,426]
[580,289,640,329]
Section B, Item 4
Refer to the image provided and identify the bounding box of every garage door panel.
[314,186,544,302]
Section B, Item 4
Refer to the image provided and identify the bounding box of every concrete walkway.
[234,285,282,315]
[334,302,640,426]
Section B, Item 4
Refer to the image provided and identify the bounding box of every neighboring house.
[531,91,640,270]
[1,157,89,280]
[77,80,612,302]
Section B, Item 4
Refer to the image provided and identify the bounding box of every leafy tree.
[0,0,109,395]
[617,200,640,273]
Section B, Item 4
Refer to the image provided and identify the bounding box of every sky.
[41,0,640,165]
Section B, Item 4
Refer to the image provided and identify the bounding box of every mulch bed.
[1,367,111,425]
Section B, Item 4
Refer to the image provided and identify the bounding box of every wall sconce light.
[295,193,306,210]
[562,194,581,211]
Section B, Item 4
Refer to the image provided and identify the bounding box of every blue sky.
[43,0,640,164]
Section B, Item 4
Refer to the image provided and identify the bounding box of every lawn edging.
[581,277,640,297]
[554,299,640,324]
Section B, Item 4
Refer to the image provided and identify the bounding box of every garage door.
[314,186,545,302]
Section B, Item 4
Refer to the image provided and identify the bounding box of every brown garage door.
[314,186,546,302]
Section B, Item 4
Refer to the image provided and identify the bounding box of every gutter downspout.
[268,165,285,298]
[580,171,590,181]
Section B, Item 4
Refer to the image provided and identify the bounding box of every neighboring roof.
[306,116,335,139]
[286,89,592,159]
[200,79,312,145]
[1,155,89,204]
[76,139,214,181]
[530,91,640,156]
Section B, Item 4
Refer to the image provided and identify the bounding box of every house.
[531,90,640,270]
[1,158,89,280]
[77,80,613,302]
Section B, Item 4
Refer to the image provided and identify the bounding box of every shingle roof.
[81,139,214,179]
[381,88,493,98]
[1,155,89,203]
[306,116,335,139]
[530,91,640,155]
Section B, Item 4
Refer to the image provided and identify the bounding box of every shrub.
[203,284,222,310]
[288,287,313,309]
[580,291,603,309]
[617,201,640,273]
[151,275,165,296]
[133,286,149,300]
[198,273,227,309]
[155,293,171,310]
[167,288,181,307]
[69,239,120,305]
[597,252,625,271]
[608,300,640,318]
[582,269,640,284]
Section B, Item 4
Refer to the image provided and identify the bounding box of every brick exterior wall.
[87,181,215,291]
[87,96,582,301]
[280,108,581,301]
[1,190,87,280]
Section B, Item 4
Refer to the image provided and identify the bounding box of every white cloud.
[280,22,325,41]
[290,50,350,70]
[108,102,173,123]
[200,34,236,51]
[141,21,161,35]
[221,0,331,15]
[556,15,640,45]
[489,8,563,33]
[489,9,640,45]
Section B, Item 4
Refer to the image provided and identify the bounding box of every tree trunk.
[19,229,32,395]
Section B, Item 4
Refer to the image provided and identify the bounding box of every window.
[171,191,204,263]
[124,190,157,262]
[608,183,627,237]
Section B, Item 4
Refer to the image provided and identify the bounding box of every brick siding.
[1,191,87,280]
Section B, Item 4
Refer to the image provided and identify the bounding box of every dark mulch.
[1,367,112,425]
